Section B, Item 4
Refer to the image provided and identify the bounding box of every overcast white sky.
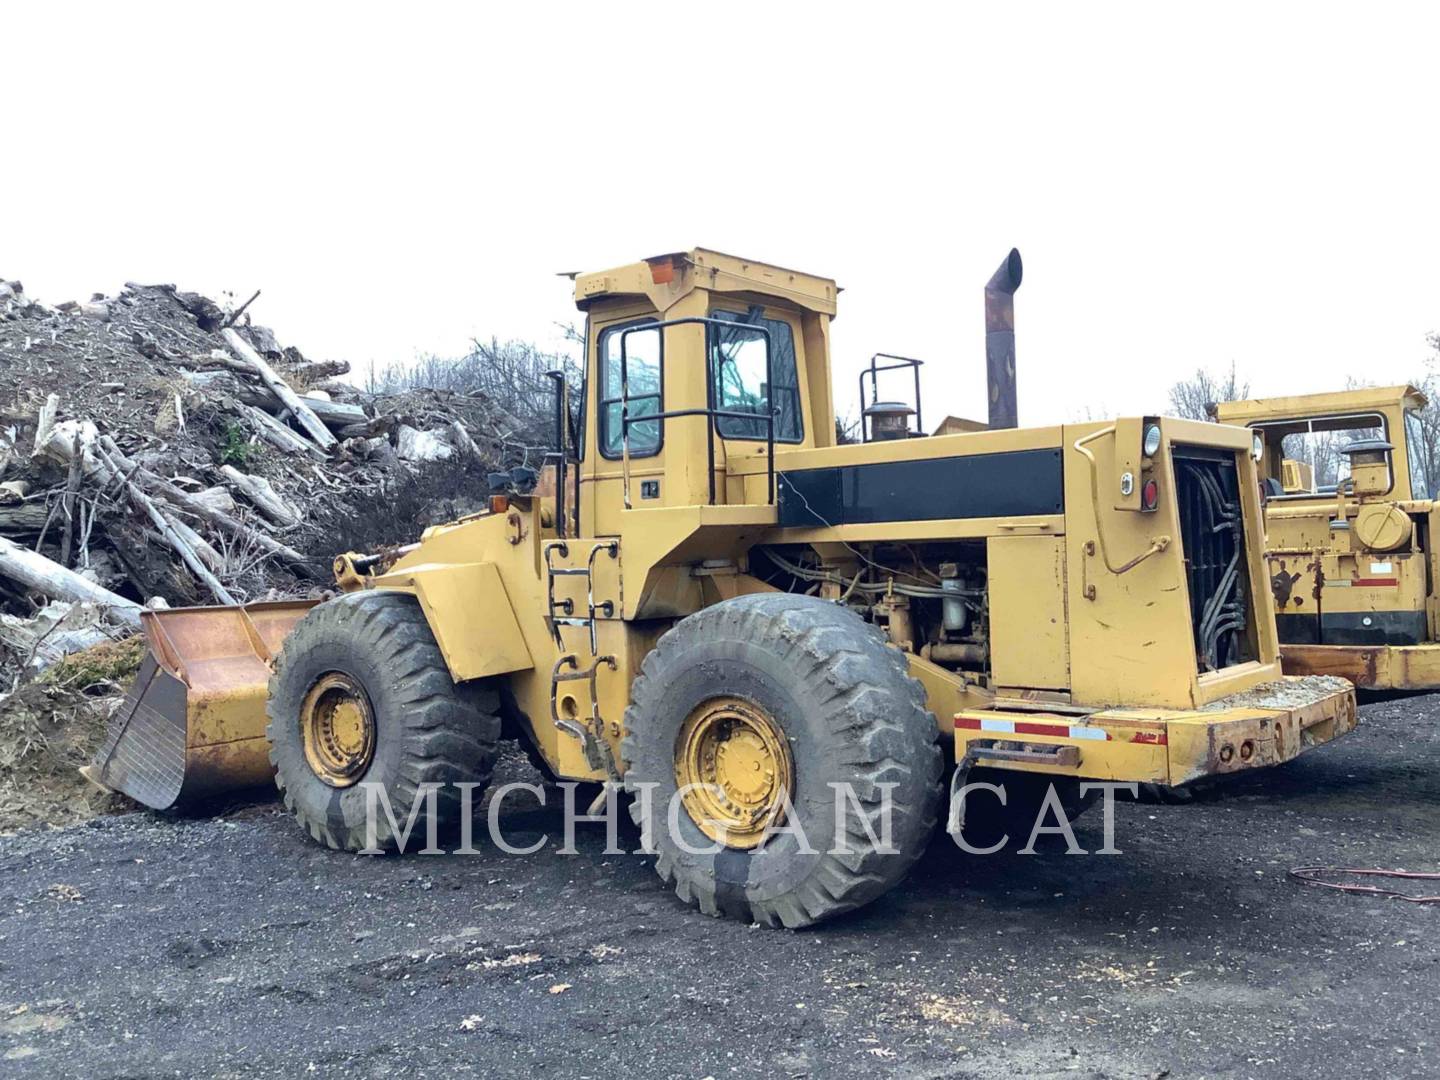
[6,3,1439,426]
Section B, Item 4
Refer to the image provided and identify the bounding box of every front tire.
[621,594,943,928]
[266,591,501,851]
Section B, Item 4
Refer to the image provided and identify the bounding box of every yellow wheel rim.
[300,673,375,787]
[675,696,793,849]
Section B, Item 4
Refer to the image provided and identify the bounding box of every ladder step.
[549,568,591,577]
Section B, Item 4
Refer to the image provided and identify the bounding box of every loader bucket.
[86,600,318,810]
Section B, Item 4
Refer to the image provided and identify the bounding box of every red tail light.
[1141,478,1159,511]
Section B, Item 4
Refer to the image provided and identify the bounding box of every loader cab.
[570,250,840,536]
[1221,387,1430,505]
[1214,386,1436,651]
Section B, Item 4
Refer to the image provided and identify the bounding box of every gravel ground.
[1,694,1437,1079]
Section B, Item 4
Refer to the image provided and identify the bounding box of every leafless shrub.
[1167,362,1250,421]
[369,335,582,455]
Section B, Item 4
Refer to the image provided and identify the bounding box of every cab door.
[580,305,666,536]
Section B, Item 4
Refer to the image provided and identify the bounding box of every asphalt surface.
[2,693,1438,1079]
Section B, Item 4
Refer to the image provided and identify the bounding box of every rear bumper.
[954,675,1357,788]
[1281,642,1440,691]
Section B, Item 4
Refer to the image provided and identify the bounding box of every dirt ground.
[1,693,1437,1079]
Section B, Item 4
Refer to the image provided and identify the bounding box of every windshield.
[1254,412,1389,497]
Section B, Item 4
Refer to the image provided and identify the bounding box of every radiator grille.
[1173,448,1256,672]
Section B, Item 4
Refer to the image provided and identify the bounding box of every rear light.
[1141,478,1159,511]
[489,495,510,514]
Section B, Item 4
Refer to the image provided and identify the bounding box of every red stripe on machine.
[1351,578,1398,587]
[1130,731,1168,745]
[955,716,1110,741]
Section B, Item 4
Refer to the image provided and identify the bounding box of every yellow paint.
[136,249,1358,798]
[988,534,1069,689]
[1219,385,1440,691]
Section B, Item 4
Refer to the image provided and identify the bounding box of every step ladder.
[545,539,618,654]
[544,540,621,779]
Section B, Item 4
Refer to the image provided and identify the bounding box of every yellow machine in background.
[1217,386,1440,691]
[93,248,1356,928]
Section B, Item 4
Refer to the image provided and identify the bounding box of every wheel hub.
[675,697,793,849]
[300,672,376,787]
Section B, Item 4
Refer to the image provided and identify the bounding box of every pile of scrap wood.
[0,275,543,683]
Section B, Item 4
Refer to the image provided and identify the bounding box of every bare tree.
[1167,362,1250,421]
[1405,332,1440,497]
[369,336,582,452]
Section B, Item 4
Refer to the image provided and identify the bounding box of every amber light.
[489,495,509,514]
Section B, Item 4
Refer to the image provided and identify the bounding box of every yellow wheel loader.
[1217,386,1440,690]
[91,248,1356,928]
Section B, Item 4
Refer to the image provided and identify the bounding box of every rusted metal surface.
[91,600,317,809]
[984,248,1023,430]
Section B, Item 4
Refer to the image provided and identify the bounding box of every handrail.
[859,353,924,441]
[543,371,569,539]
[619,317,775,509]
[1073,426,1171,576]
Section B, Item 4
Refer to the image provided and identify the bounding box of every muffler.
[985,248,1023,430]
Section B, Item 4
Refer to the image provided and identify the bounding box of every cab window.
[1254,412,1389,496]
[710,308,804,443]
[1406,410,1431,499]
[597,320,661,459]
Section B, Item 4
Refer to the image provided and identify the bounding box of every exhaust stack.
[985,248,1023,430]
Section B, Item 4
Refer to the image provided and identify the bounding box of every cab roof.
[1214,385,1427,424]
[571,248,839,317]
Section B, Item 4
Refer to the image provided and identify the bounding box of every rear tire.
[266,591,501,851]
[621,594,943,928]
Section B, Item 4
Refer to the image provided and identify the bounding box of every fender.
[369,561,533,681]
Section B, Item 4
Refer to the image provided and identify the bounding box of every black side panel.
[1276,612,1321,644]
[1321,610,1427,646]
[776,448,1064,527]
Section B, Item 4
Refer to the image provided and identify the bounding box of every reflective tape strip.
[955,716,1112,742]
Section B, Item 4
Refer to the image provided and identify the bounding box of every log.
[191,485,237,515]
[0,502,52,534]
[32,393,59,455]
[166,515,224,574]
[238,403,324,458]
[58,428,84,567]
[95,437,314,575]
[237,403,322,457]
[237,388,366,430]
[92,441,238,605]
[221,328,336,451]
[37,423,316,577]
[219,465,301,528]
[288,358,350,381]
[0,535,141,628]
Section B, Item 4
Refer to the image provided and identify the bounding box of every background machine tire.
[621,594,943,929]
[953,767,1100,851]
[266,591,501,851]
